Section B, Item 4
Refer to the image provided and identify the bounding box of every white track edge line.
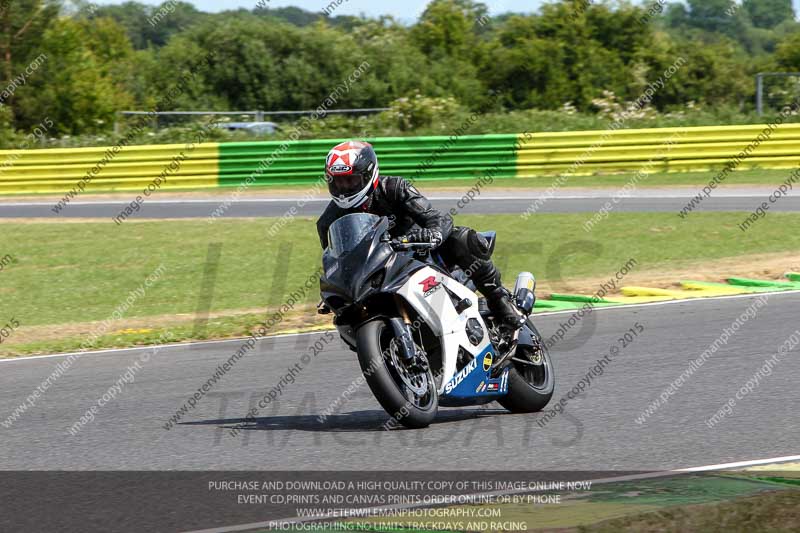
[0,193,785,207]
[0,330,324,363]
[2,289,798,364]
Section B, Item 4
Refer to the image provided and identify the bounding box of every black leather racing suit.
[316,175,515,319]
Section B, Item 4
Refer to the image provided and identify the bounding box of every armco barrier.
[0,144,220,195]
[1,123,799,195]
[217,135,519,187]
[515,123,800,176]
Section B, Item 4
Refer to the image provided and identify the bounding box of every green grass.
[2,211,800,356]
[4,312,293,357]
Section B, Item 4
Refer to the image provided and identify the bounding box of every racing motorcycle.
[319,213,554,428]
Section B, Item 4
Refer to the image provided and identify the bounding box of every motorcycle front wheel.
[356,319,438,429]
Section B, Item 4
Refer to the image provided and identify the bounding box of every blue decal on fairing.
[441,345,509,400]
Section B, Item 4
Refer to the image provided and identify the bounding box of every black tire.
[356,319,438,429]
[497,319,555,413]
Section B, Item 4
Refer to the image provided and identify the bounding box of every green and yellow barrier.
[217,134,519,187]
[0,143,221,195]
[515,123,800,177]
[2,122,800,195]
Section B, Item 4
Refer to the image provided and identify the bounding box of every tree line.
[0,0,799,140]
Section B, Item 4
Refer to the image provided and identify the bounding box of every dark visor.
[328,172,368,197]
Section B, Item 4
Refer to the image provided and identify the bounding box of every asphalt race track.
[2,291,798,471]
[3,188,800,218]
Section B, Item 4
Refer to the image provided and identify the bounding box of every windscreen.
[327,213,381,258]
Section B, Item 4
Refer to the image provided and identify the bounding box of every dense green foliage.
[0,0,798,146]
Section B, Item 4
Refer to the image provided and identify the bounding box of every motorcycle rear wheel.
[497,319,555,413]
[356,319,438,429]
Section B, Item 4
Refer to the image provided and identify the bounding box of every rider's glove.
[403,228,443,248]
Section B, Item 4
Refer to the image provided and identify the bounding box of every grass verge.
[2,211,800,357]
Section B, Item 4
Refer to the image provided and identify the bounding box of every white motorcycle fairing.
[396,266,509,402]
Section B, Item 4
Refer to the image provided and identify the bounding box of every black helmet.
[325,141,379,208]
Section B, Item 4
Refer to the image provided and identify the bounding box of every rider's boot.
[474,263,525,332]
[485,286,525,331]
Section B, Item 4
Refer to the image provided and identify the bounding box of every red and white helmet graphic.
[325,141,379,209]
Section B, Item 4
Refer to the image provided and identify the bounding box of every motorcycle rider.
[316,140,524,330]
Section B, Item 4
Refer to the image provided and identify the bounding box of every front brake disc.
[388,340,428,396]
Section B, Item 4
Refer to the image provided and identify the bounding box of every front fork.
[390,297,429,372]
[389,317,417,361]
